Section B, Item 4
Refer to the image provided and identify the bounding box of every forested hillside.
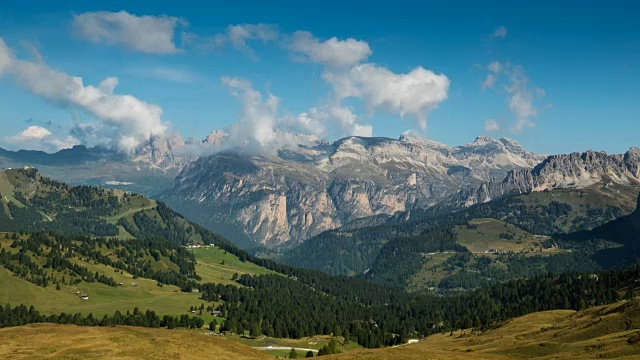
[0,168,229,245]
[281,185,640,293]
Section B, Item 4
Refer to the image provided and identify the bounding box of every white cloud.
[507,66,537,133]
[220,77,375,152]
[488,61,502,73]
[4,126,80,153]
[289,31,372,68]
[290,104,371,137]
[222,76,281,150]
[184,24,279,58]
[73,11,185,54]
[482,61,542,133]
[14,125,51,139]
[484,119,500,132]
[19,40,43,63]
[0,39,11,73]
[482,73,496,90]
[352,123,373,137]
[482,61,503,90]
[492,26,508,38]
[324,64,450,130]
[224,24,279,51]
[0,38,168,154]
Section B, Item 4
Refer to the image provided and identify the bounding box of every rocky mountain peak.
[161,134,550,247]
[459,148,640,208]
[204,130,229,146]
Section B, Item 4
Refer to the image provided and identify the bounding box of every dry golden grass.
[326,297,640,360]
[3,298,640,359]
[455,218,557,255]
[0,324,270,360]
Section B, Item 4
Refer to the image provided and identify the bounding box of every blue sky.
[0,0,638,155]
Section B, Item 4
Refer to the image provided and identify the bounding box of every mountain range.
[159,134,546,247]
[2,132,639,249]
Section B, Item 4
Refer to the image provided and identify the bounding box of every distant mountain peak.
[162,133,547,246]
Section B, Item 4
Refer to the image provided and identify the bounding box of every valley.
[1,141,640,358]
[1,3,638,357]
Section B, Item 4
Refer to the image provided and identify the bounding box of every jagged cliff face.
[161,135,545,247]
[461,148,640,206]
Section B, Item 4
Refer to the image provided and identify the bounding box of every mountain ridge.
[160,134,545,247]
[458,147,640,207]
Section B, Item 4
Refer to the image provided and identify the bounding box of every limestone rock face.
[459,148,640,207]
[161,135,545,247]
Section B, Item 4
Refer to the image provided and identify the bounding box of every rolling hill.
[2,296,640,359]
[0,324,271,360]
[324,296,640,359]
[0,168,275,321]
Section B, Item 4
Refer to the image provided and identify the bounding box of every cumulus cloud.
[223,24,279,51]
[289,104,372,137]
[324,64,450,130]
[492,26,508,38]
[220,76,375,152]
[4,126,80,153]
[221,76,281,150]
[506,66,537,133]
[482,61,543,133]
[484,119,500,133]
[183,24,279,58]
[73,11,186,54]
[0,38,168,154]
[289,31,372,67]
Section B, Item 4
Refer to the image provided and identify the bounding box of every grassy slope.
[0,169,281,322]
[0,168,205,243]
[324,297,640,359]
[217,333,364,357]
[0,324,270,360]
[0,266,208,319]
[408,218,565,291]
[0,235,275,320]
[455,218,560,255]
[3,297,640,359]
[517,184,640,232]
[191,247,275,285]
[0,239,278,321]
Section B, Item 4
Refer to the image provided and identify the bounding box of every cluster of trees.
[433,252,602,292]
[0,169,122,236]
[0,304,203,329]
[0,234,116,287]
[362,228,466,285]
[0,232,199,290]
